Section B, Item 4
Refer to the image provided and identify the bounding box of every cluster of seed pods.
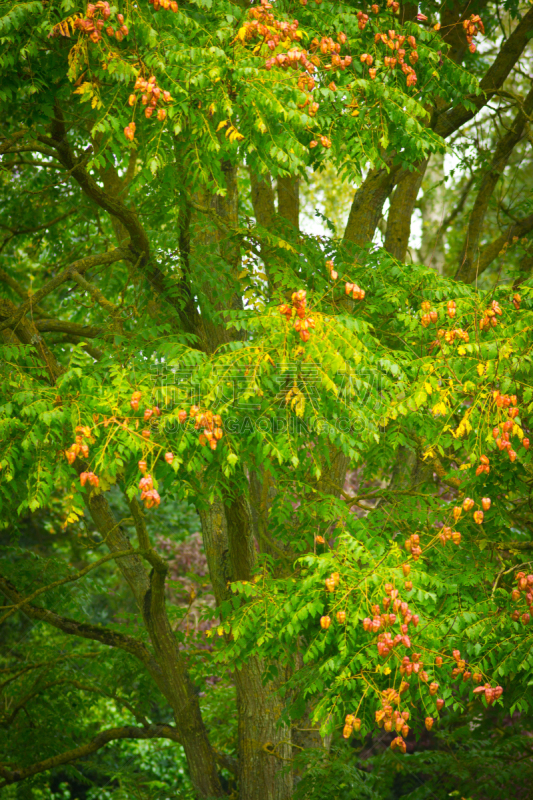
[73,2,128,43]
[129,75,173,119]
[491,392,529,461]
[137,465,161,509]
[510,571,533,624]
[65,426,92,465]
[420,298,458,327]
[368,29,418,85]
[479,299,503,331]
[462,13,484,53]
[279,290,316,343]
[79,471,99,487]
[148,0,178,11]
[322,564,504,750]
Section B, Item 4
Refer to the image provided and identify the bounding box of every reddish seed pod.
[164,452,174,464]
[320,615,331,629]
[436,698,444,711]
[435,656,443,667]
[481,497,491,510]
[336,610,346,623]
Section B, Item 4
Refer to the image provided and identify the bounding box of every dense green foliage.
[1,0,533,797]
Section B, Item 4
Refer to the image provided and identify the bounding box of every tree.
[1,0,533,797]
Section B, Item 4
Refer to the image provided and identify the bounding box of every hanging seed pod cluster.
[73,2,129,43]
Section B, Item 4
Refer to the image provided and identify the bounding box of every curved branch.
[0,574,155,668]
[42,107,150,260]
[384,159,429,261]
[0,724,181,786]
[34,319,104,338]
[435,6,533,139]
[475,212,533,278]
[455,84,533,283]
[0,545,146,626]
[0,246,130,336]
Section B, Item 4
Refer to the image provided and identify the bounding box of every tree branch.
[0,574,156,668]
[43,106,150,260]
[476,212,533,277]
[0,724,182,786]
[384,159,429,261]
[0,545,147,626]
[434,6,533,139]
[34,319,104,338]
[277,176,299,231]
[70,270,119,316]
[455,84,533,283]
[0,267,47,316]
[0,246,130,336]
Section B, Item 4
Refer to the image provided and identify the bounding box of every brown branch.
[42,106,150,260]
[59,334,105,361]
[277,176,299,231]
[70,270,118,315]
[344,163,403,247]
[1,677,151,729]
[384,159,429,261]
[0,653,99,691]
[455,84,533,284]
[0,129,28,155]
[0,246,130,336]
[0,268,47,316]
[0,574,156,668]
[127,495,168,617]
[0,159,64,170]
[2,142,62,159]
[0,724,182,786]
[0,545,146,626]
[475,212,533,277]
[0,210,76,237]
[348,7,533,250]
[34,319,104,338]
[434,6,533,139]
[0,297,63,383]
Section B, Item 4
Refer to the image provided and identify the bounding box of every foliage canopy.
[1,0,533,798]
